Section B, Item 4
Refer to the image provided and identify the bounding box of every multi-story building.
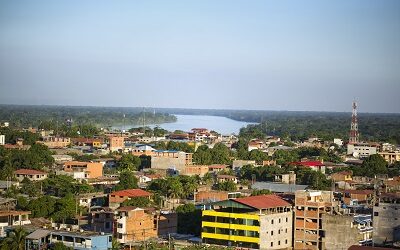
[294,190,339,250]
[347,143,379,158]
[39,136,71,148]
[0,135,4,145]
[109,136,124,152]
[115,206,177,244]
[61,161,103,179]
[373,192,400,246]
[378,151,400,164]
[14,169,48,182]
[108,189,151,208]
[201,195,293,249]
[321,214,373,249]
[150,150,193,172]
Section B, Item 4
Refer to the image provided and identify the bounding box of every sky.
[0,1,399,113]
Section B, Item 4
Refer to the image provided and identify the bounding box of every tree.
[248,149,269,164]
[110,238,121,250]
[117,154,141,172]
[177,175,199,198]
[20,177,40,197]
[251,189,272,196]
[176,204,202,235]
[210,143,231,165]
[0,227,27,250]
[361,154,388,177]
[193,145,212,165]
[166,177,183,200]
[121,197,151,208]
[115,171,138,191]
[51,242,73,250]
[52,193,78,222]
[215,180,237,191]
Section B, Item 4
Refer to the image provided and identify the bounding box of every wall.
[321,214,359,250]
[373,202,400,244]
[259,211,292,250]
[151,156,186,171]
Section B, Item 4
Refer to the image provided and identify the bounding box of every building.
[340,190,374,206]
[195,191,241,203]
[373,192,400,246]
[347,143,379,158]
[14,169,48,182]
[216,175,238,184]
[232,160,256,171]
[108,189,151,208]
[201,195,293,249]
[0,135,4,145]
[0,210,31,229]
[71,137,104,148]
[294,190,338,250]
[331,171,353,182]
[109,136,124,152]
[52,154,74,164]
[25,229,112,250]
[151,150,193,172]
[290,161,326,174]
[181,165,209,177]
[89,208,115,234]
[378,151,400,164]
[61,161,103,179]
[333,138,344,147]
[321,214,373,249]
[115,206,177,244]
[39,136,71,148]
[274,172,296,184]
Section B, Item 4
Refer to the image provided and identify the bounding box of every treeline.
[0,105,177,128]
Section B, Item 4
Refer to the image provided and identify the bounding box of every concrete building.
[333,138,343,147]
[52,154,74,164]
[39,136,71,148]
[373,193,400,246]
[25,229,112,250]
[181,165,210,177]
[115,206,177,244]
[294,190,339,250]
[62,161,103,179]
[232,160,256,172]
[347,143,379,158]
[216,175,238,184]
[150,150,193,172]
[290,161,326,174]
[378,151,400,164]
[201,195,293,249]
[109,136,124,152]
[0,135,4,145]
[108,189,151,208]
[0,210,31,229]
[321,214,373,249]
[14,169,48,182]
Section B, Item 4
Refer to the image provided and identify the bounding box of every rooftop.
[110,189,151,198]
[234,194,291,209]
[14,169,47,175]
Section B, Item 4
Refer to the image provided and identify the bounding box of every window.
[118,233,123,239]
[271,242,273,247]
[278,241,280,245]
[271,219,274,225]
[285,239,288,244]
[279,218,281,223]
[285,228,288,233]
[271,231,273,236]
[105,222,111,229]
[109,236,112,242]
[374,212,379,216]
[105,213,110,218]
[286,217,288,222]
[95,214,99,218]
[278,229,280,234]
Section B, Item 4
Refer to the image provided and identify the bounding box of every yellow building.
[201,195,293,249]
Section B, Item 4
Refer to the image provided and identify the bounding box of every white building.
[333,138,343,147]
[0,135,4,145]
[347,143,378,158]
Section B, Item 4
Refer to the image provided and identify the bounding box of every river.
[118,114,257,135]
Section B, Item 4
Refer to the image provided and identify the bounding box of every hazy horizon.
[1,1,399,113]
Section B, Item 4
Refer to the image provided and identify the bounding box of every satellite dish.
[353,151,359,158]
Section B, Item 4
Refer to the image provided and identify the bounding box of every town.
[0,102,399,250]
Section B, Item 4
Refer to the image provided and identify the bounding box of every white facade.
[0,135,4,145]
[347,143,378,158]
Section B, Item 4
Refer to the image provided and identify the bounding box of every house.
[52,154,73,164]
[340,190,374,206]
[347,143,379,158]
[39,136,71,148]
[208,164,227,173]
[0,210,31,228]
[248,140,264,151]
[216,175,238,184]
[289,161,326,174]
[109,136,124,152]
[232,160,256,171]
[108,189,151,208]
[195,190,241,203]
[151,150,193,172]
[0,135,4,145]
[71,137,104,148]
[115,207,177,244]
[61,161,103,180]
[181,165,209,177]
[201,195,293,249]
[332,171,353,182]
[378,151,400,164]
[25,229,112,250]
[14,169,48,182]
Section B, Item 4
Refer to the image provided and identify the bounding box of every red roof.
[290,161,324,167]
[234,195,290,209]
[14,169,47,175]
[110,189,151,198]
[342,190,374,195]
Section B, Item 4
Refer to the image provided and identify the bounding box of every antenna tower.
[349,101,359,144]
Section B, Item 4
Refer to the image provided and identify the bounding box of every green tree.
[210,143,231,164]
[361,154,388,177]
[251,189,272,196]
[248,149,269,164]
[175,204,202,236]
[0,227,27,250]
[215,180,237,191]
[117,154,141,171]
[52,242,73,250]
[193,145,212,165]
[52,193,77,222]
[115,171,138,191]
[121,197,151,208]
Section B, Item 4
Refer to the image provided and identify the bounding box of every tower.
[349,101,359,144]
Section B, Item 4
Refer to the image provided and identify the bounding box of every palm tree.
[0,227,27,250]
[111,238,121,250]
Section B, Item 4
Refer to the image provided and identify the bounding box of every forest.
[0,105,177,128]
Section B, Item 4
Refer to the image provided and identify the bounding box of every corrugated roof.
[26,229,51,240]
[110,189,151,198]
[290,161,324,167]
[234,194,290,209]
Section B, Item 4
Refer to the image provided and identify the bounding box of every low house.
[181,165,209,177]
[289,161,326,174]
[14,169,48,182]
[0,210,31,229]
[61,161,103,180]
[340,190,374,206]
[216,175,238,184]
[108,189,152,208]
[332,171,353,182]
[25,229,112,250]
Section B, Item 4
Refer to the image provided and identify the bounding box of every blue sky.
[0,0,399,112]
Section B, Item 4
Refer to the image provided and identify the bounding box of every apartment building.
[109,136,124,152]
[115,207,177,244]
[14,169,48,182]
[181,165,210,177]
[150,150,193,171]
[39,136,71,148]
[294,190,339,250]
[62,161,103,179]
[201,195,293,249]
[373,192,400,246]
[378,151,400,164]
[347,143,379,158]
